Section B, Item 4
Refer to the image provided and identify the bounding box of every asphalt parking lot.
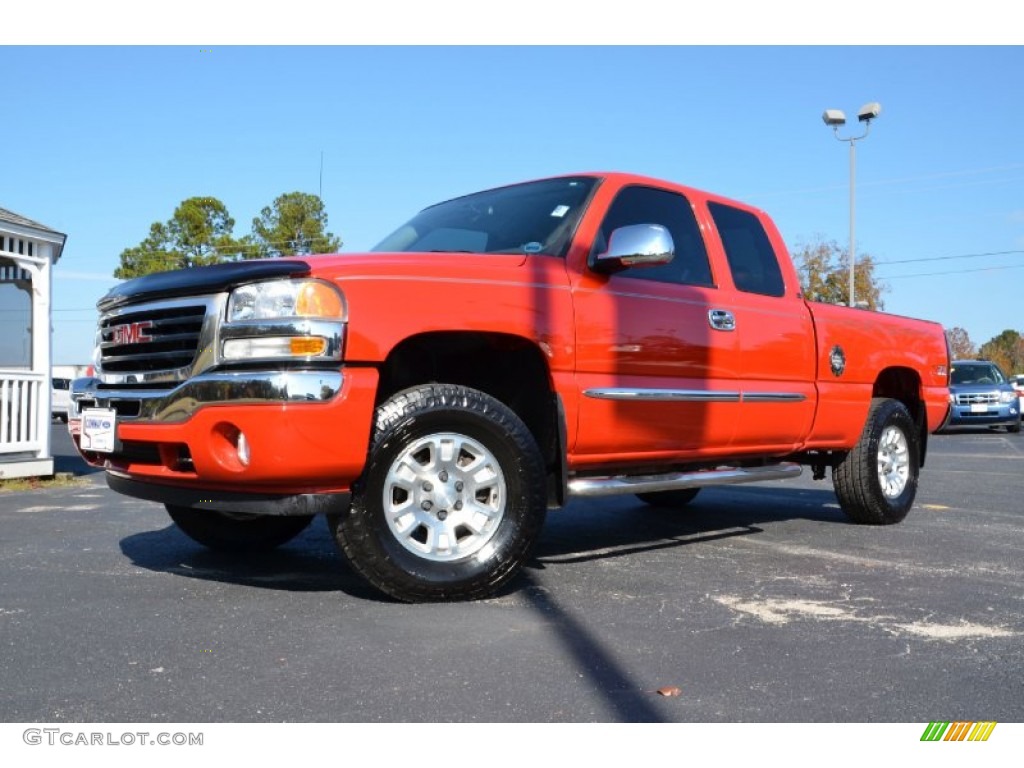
[1,424,1022,722]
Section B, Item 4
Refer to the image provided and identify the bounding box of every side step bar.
[567,462,803,498]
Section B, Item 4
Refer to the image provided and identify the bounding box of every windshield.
[951,363,1006,385]
[372,177,599,258]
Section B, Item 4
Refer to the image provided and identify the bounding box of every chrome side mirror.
[592,223,674,273]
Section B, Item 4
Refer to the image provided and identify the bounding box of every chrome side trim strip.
[567,463,803,498]
[584,388,741,403]
[70,370,342,423]
[742,392,808,403]
[583,388,806,403]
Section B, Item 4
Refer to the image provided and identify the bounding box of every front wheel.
[166,505,313,553]
[833,398,919,525]
[1007,418,1021,434]
[329,384,547,602]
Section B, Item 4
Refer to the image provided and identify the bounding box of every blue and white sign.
[81,408,117,453]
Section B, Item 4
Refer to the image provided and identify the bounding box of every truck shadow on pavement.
[118,516,382,599]
[533,485,846,565]
[119,486,845,598]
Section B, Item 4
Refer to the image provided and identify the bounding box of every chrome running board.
[567,463,803,498]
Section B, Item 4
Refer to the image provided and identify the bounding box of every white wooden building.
[0,207,67,479]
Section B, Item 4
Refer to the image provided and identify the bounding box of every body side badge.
[830,345,846,377]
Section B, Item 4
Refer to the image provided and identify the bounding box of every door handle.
[708,309,736,331]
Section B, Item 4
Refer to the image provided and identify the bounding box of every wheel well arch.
[375,331,565,503]
[873,366,928,466]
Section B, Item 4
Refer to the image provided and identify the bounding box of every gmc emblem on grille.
[112,321,153,345]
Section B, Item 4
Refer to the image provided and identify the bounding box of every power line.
[110,240,1024,268]
[118,235,340,258]
[760,162,1024,199]
[879,262,1024,280]
[875,249,1024,266]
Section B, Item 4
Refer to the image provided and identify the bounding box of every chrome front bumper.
[70,369,343,423]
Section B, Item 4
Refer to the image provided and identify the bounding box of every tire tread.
[833,397,918,525]
[331,383,546,602]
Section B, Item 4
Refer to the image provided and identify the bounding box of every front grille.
[99,304,207,374]
[955,392,998,406]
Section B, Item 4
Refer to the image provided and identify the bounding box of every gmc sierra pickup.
[70,172,950,601]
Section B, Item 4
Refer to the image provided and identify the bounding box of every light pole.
[822,102,881,307]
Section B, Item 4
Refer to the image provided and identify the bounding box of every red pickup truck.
[70,173,950,601]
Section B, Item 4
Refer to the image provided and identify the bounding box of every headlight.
[227,279,346,322]
[1000,391,1016,404]
[222,279,346,362]
[948,393,956,404]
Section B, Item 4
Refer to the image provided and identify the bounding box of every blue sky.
[3,43,1023,365]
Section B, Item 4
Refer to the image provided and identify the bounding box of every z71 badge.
[830,345,846,377]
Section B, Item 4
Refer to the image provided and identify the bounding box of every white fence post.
[0,371,45,454]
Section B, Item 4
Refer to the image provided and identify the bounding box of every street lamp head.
[857,102,882,123]
[822,109,847,127]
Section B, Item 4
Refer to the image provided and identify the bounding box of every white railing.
[1,370,44,455]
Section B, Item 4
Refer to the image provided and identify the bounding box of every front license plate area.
[81,408,118,453]
[970,403,989,414]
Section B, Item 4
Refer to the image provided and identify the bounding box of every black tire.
[636,488,701,508]
[833,398,919,525]
[329,384,547,602]
[1007,419,1021,434]
[166,505,313,553]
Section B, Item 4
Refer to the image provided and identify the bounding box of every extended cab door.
[703,201,817,451]
[570,184,741,465]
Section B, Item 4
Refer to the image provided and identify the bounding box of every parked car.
[1011,374,1024,409]
[946,360,1021,433]
[51,377,71,422]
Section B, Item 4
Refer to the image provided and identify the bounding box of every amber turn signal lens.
[289,337,327,356]
[295,281,345,318]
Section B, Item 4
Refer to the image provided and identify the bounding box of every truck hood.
[98,252,529,310]
[294,251,530,280]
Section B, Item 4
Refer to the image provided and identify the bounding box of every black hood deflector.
[98,260,312,311]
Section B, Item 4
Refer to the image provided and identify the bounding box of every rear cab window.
[708,202,785,297]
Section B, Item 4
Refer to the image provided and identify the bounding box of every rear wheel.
[166,505,313,552]
[330,384,547,602]
[833,398,919,525]
[636,488,701,508]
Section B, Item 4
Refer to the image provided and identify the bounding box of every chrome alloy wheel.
[876,425,910,498]
[382,432,506,562]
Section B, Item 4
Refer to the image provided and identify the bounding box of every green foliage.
[945,326,976,360]
[978,329,1024,375]
[115,192,342,279]
[115,197,243,279]
[250,192,342,259]
[791,236,886,311]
